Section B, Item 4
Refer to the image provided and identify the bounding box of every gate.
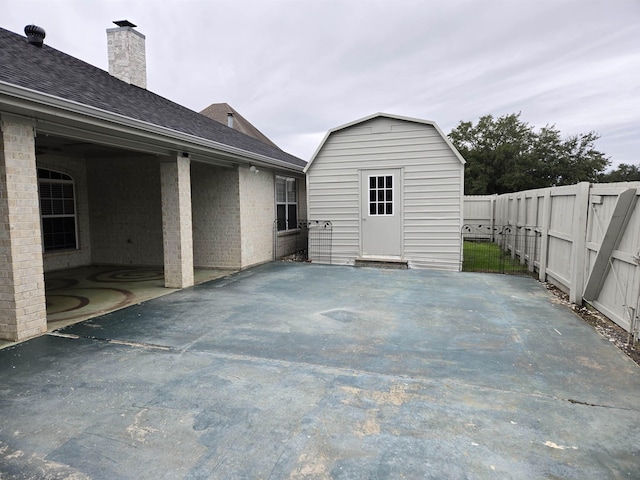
[274,220,333,263]
[462,224,541,277]
[583,189,640,342]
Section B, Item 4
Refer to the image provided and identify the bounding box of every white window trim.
[367,174,395,217]
[38,168,79,252]
[276,176,298,231]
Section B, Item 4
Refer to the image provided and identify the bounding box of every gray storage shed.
[304,113,465,271]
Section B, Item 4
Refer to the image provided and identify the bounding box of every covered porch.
[0,113,252,343]
[0,265,234,348]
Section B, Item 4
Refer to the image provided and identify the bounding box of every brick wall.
[191,163,241,269]
[0,116,47,341]
[160,156,194,288]
[239,165,276,267]
[87,156,163,265]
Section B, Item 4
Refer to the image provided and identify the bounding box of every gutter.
[0,81,304,174]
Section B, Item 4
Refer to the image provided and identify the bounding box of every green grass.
[463,241,532,275]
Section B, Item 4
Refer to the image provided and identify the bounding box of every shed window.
[38,168,78,251]
[368,175,393,215]
[276,176,298,231]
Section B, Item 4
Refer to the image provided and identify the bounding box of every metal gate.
[274,220,332,263]
[461,224,541,277]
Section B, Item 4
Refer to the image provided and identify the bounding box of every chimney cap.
[24,24,46,47]
[113,20,137,28]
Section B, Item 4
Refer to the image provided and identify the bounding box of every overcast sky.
[3,0,639,168]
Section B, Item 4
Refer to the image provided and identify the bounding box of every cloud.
[2,0,639,166]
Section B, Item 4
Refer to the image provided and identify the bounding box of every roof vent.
[24,24,46,47]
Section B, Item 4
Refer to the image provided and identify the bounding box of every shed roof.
[304,112,465,173]
[0,27,305,170]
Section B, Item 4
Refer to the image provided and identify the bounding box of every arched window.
[38,168,77,251]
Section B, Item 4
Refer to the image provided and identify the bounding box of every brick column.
[0,115,47,341]
[160,155,194,288]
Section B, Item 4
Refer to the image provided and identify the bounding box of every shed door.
[361,169,402,257]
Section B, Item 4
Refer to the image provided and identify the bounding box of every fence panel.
[465,181,640,337]
[584,184,640,336]
[463,195,496,226]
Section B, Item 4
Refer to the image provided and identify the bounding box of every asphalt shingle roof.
[0,27,306,168]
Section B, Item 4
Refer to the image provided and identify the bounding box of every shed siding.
[307,116,463,271]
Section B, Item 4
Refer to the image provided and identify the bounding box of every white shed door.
[361,169,402,257]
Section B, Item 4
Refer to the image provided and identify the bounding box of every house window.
[276,176,298,231]
[38,168,78,251]
[368,175,393,215]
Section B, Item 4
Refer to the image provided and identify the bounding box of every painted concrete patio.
[44,265,233,330]
[0,266,233,350]
[0,262,638,479]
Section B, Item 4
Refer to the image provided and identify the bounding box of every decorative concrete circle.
[47,287,135,323]
[46,294,90,314]
[87,268,164,283]
[44,278,80,291]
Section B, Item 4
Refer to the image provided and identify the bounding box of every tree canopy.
[598,163,640,183]
[448,113,610,195]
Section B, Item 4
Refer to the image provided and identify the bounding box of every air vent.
[24,25,46,47]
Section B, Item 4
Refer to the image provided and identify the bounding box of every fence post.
[538,189,551,282]
[519,192,527,265]
[490,195,496,242]
[569,182,591,304]
[528,192,538,272]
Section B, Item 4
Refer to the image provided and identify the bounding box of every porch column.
[160,154,194,288]
[0,114,47,341]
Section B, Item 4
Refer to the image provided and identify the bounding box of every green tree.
[597,163,640,183]
[448,113,610,194]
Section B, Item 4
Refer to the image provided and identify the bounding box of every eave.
[0,81,304,174]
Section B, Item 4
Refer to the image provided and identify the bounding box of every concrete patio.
[0,262,638,479]
[0,266,233,350]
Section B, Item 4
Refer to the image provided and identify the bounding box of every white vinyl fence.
[464,182,640,338]
[463,195,496,228]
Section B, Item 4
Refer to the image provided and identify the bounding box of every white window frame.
[367,174,394,216]
[38,168,78,252]
[276,176,298,231]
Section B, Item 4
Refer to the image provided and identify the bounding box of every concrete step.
[354,258,408,270]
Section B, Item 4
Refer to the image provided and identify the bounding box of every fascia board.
[304,129,332,173]
[0,81,303,173]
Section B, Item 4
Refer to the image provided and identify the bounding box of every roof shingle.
[0,27,306,168]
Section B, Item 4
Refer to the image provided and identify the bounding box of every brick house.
[0,22,306,342]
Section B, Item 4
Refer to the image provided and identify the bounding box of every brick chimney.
[106,20,146,89]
